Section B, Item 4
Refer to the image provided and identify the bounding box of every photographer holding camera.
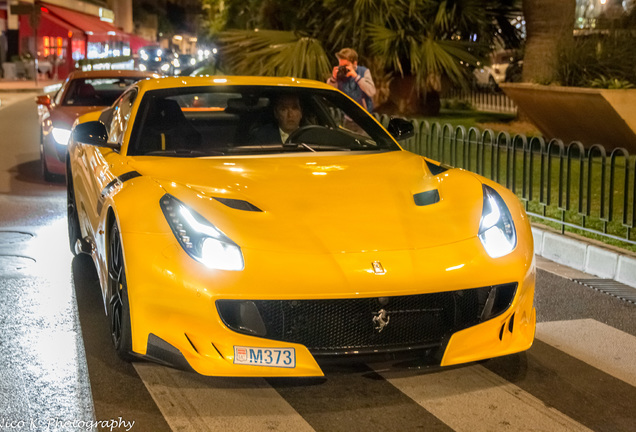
[326,48,376,112]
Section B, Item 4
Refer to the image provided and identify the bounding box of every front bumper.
[121,229,536,377]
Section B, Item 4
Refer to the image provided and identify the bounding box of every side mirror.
[387,117,415,141]
[73,121,114,148]
[36,95,51,107]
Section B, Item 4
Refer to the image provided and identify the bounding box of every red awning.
[127,34,153,54]
[40,12,83,38]
[42,3,125,41]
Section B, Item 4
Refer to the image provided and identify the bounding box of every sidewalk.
[0,78,62,110]
[0,78,62,93]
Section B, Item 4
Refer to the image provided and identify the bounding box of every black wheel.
[66,165,82,255]
[108,220,134,361]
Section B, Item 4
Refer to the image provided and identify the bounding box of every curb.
[0,80,63,93]
[532,226,636,289]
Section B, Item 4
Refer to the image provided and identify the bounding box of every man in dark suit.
[252,94,303,144]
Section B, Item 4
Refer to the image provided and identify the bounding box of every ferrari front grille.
[216,283,517,355]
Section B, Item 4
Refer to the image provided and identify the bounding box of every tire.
[108,220,134,361]
[66,165,82,255]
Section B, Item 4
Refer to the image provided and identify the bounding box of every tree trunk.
[522,0,576,84]
[375,75,441,117]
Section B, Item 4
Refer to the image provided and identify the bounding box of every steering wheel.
[285,125,327,144]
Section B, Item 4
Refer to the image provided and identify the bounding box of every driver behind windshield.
[254,94,303,144]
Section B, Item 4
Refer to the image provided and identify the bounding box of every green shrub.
[589,75,634,89]
[558,31,636,87]
[441,98,473,110]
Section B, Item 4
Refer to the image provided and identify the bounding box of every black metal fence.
[375,115,636,247]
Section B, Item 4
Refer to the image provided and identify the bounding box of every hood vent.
[413,189,440,206]
[214,197,262,212]
[426,160,448,175]
[119,171,142,182]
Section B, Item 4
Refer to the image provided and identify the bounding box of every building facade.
[1,0,151,79]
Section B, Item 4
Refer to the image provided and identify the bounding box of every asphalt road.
[0,96,634,432]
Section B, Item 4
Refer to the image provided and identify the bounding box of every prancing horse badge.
[372,261,386,275]
[373,309,390,332]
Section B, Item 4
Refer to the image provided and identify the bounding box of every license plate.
[233,346,296,368]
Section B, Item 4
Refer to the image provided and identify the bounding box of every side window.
[54,79,69,105]
[108,89,138,146]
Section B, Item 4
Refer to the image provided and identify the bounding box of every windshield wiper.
[143,149,224,157]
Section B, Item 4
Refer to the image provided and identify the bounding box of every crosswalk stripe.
[133,363,315,432]
[376,363,592,432]
[268,364,453,432]
[536,319,636,387]
[483,341,636,432]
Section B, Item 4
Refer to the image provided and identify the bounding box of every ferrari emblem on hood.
[371,261,386,275]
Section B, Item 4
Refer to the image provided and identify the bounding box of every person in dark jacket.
[326,48,376,112]
[251,94,303,144]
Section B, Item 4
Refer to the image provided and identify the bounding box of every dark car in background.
[138,45,178,75]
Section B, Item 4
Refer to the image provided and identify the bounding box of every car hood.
[128,151,485,253]
[49,105,105,127]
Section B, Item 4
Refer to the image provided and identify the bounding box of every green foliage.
[440,98,473,110]
[208,0,522,94]
[558,31,636,88]
[216,30,332,80]
[589,75,635,89]
[201,0,266,35]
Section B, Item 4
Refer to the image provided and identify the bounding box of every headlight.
[172,59,180,68]
[160,194,244,271]
[139,64,147,71]
[140,52,149,61]
[52,127,71,145]
[478,185,516,258]
[160,63,170,71]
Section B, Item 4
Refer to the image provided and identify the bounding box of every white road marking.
[377,364,592,432]
[133,363,315,432]
[536,319,636,387]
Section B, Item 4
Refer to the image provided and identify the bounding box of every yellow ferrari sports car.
[68,76,535,377]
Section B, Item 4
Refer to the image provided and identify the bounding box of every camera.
[336,65,349,81]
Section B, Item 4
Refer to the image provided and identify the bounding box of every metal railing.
[442,89,517,114]
[375,115,636,247]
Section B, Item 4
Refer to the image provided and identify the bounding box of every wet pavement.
[0,220,94,430]
[0,96,94,430]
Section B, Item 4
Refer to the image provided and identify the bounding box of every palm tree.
[216,29,333,80]
[207,0,522,115]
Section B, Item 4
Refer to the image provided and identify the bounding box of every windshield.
[63,77,141,107]
[127,85,399,157]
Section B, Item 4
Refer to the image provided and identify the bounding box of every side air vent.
[214,197,262,212]
[118,171,141,182]
[413,189,440,206]
[426,160,449,175]
[100,171,141,198]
